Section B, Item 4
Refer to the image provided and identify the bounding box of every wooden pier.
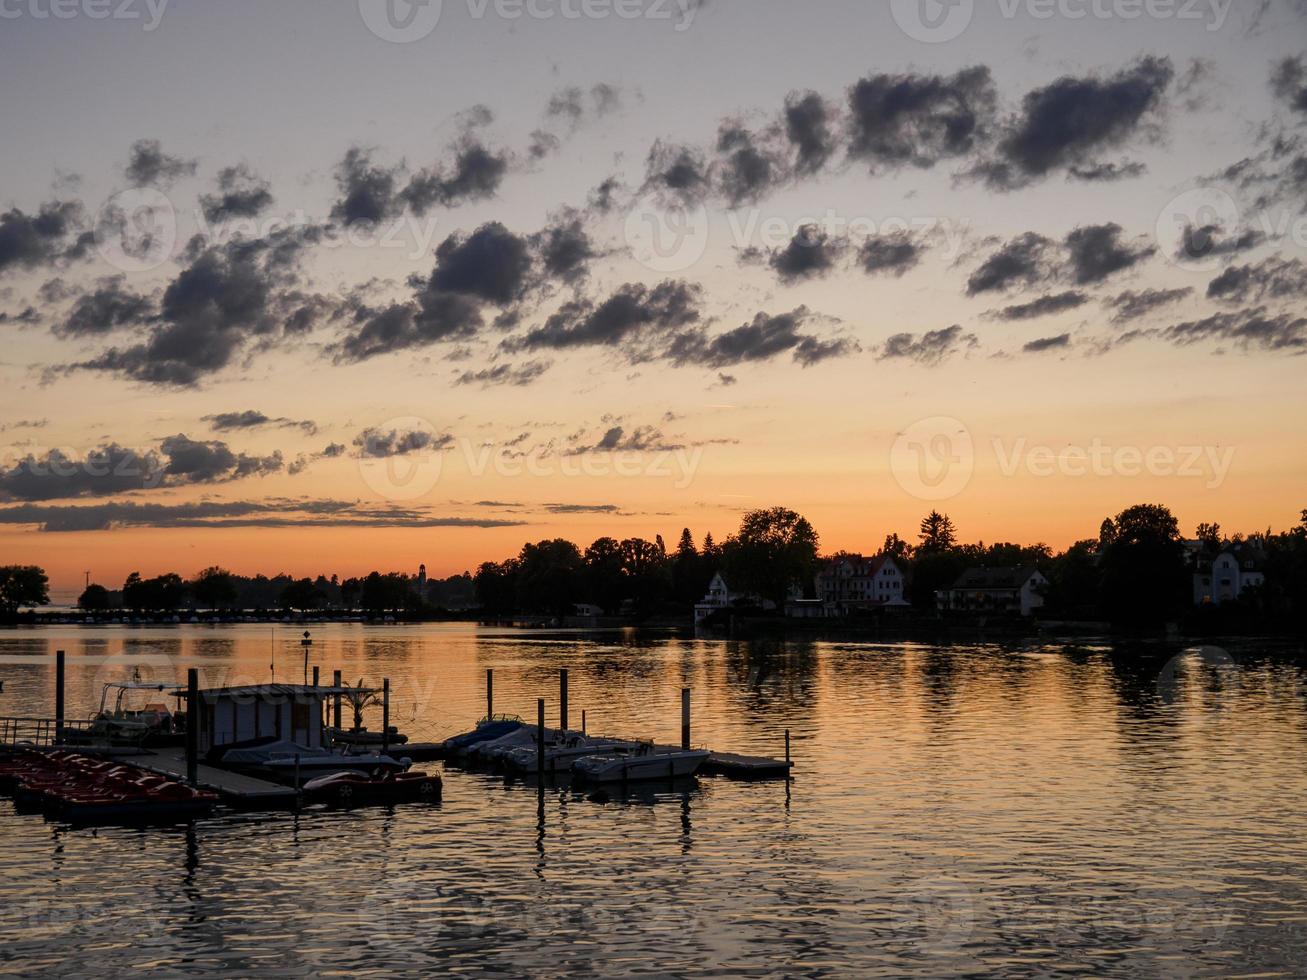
[135,748,298,810]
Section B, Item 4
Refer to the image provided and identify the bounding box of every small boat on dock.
[442,716,524,759]
[573,744,712,783]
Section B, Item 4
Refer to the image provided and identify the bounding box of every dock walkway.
[136,749,298,809]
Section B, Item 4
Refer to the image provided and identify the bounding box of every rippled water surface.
[2,624,1306,977]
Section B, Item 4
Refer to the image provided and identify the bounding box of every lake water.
[1,624,1305,978]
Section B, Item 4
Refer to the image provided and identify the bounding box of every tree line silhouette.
[2,503,1305,631]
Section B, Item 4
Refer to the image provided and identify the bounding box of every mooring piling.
[54,650,65,744]
[486,668,494,719]
[560,669,569,732]
[536,698,545,778]
[785,729,791,769]
[581,709,587,735]
[382,678,391,754]
[332,670,342,729]
[186,668,199,786]
[312,665,319,688]
[681,688,691,750]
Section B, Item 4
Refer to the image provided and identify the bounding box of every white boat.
[503,734,638,774]
[572,744,711,783]
[218,739,408,783]
[469,726,559,765]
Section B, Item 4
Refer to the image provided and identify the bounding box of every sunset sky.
[1,0,1305,599]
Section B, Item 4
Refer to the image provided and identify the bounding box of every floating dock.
[134,748,299,810]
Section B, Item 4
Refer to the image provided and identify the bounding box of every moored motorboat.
[302,769,442,806]
[442,717,524,759]
[502,733,638,774]
[572,744,711,783]
[215,738,408,785]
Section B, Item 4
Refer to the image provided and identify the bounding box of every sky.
[1,0,1305,598]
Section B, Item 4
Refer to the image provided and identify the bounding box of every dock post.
[681,688,691,750]
[186,668,199,786]
[537,698,545,778]
[54,650,65,745]
[312,665,319,688]
[332,670,342,730]
[382,678,391,754]
[582,709,587,736]
[785,729,791,773]
[559,669,569,732]
[486,669,494,719]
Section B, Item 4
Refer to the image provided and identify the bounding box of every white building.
[816,554,907,613]
[940,567,1048,617]
[1193,547,1265,605]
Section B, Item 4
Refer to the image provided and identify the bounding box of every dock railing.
[0,717,94,747]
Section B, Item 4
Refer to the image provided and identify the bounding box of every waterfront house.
[815,554,908,614]
[940,567,1048,617]
[1191,543,1266,605]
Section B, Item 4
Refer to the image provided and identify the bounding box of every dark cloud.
[993,290,1089,321]
[846,67,996,171]
[202,410,317,435]
[512,280,702,354]
[1023,333,1072,353]
[878,325,977,366]
[768,225,846,283]
[1206,257,1307,303]
[589,176,623,214]
[966,233,1055,295]
[57,276,154,337]
[455,359,552,388]
[0,200,87,275]
[1160,306,1307,352]
[124,139,197,188]
[715,124,781,206]
[0,306,40,326]
[330,147,402,225]
[784,91,836,174]
[200,164,275,223]
[1105,287,1193,323]
[354,427,455,458]
[858,230,925,277]
[431,222,533,304]
[531,212,597,285]
[1176,223,1267,265]
[71,226,324,386]
[0,435,282,502]
[644,141,710,199]
[546,83,623,126]
[38,278,78,303]
[1068,161,1147,182]
[1064,223,1156,285]
[159,433,282,483]
[976,57,1173,189]
[676,308,858,368]
[402,139,510,215]
[288,441,346,476]
[542,503,621,515]
[0,445,165,501]
[566,425,685,454]
[0,499,526,532]
[1272,55,1307,116]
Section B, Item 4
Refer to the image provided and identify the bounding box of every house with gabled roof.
[940,566,1048,617]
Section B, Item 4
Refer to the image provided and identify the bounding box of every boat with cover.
[572,743,711,783]
[502,733,639,774]
[441,716,524,759]
[215,738,408,784]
